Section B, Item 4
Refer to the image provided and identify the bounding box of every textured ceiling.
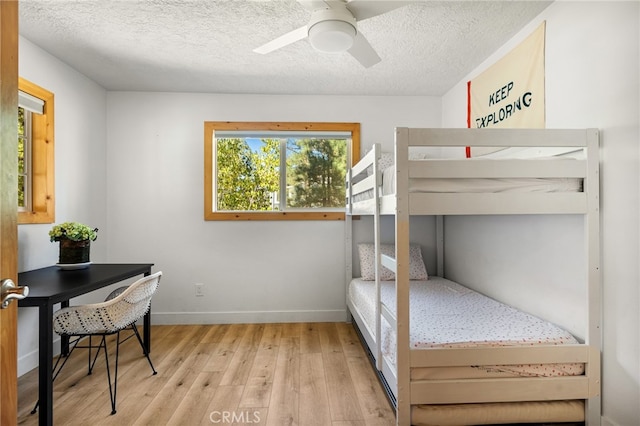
[18,0,552,96]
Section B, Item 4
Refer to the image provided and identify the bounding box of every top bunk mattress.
[348,276,583,377]
[381,163,583,195]
[350,157,583,208]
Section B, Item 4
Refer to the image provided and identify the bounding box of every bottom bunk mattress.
[348,276,584,378]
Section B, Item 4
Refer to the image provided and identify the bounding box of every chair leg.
[102,333,120,415]
[32,329,152,417]
[131,323,157,375]
[87,335,105,375]
[87,335,92,374]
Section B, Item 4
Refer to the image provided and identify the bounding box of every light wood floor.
[17,323,395,426]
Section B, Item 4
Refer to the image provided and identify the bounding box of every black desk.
[18,263,154,426]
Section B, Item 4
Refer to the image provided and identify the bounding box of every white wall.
[16,37,108,375]
[105,93,440,326]
[441,2,639,425]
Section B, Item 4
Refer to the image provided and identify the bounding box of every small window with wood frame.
[18,77,55,224]
[204,122,360,221]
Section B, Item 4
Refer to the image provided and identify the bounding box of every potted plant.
[49,222,98,266]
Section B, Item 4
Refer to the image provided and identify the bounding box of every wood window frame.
[204,121,360,221]
[18,77,55,224]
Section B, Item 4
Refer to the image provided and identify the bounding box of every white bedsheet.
[348,276,584,377]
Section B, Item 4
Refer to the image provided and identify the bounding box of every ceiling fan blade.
[253,26,308,55]
[297,0,331,11]
[298,0,351,11]
[347,0,413,21]
[348,32,381,68]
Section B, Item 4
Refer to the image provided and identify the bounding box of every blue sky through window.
[246,137,263,153]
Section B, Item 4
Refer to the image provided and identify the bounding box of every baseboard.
[601,416,621,426]
[151,309,348,324]
[18,350,39,377]
[18,336,61,377]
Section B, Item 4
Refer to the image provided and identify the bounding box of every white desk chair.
[33,271,162,415]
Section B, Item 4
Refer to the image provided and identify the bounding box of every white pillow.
[409,150,430,160]
[366,152,394,176]
[379,152,394,170]
[358,243,428,281]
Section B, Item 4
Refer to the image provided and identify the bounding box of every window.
[18,106,31,211]
[204,122,360,221]
[18,77,55,224]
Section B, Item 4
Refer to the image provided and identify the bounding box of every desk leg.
[61,300,69,356]
[37,303,54,426]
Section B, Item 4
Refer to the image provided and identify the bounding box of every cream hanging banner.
[467,21,546,130]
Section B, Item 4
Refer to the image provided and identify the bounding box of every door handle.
[1,279,29,309]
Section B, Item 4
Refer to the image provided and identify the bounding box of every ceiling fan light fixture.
[308,20,356,53]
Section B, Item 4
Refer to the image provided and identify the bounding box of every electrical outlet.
[195,283,204,297]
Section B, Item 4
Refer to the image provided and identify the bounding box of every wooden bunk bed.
[345,128,601,426]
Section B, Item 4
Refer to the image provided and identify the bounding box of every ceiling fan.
[253,0,412,68]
